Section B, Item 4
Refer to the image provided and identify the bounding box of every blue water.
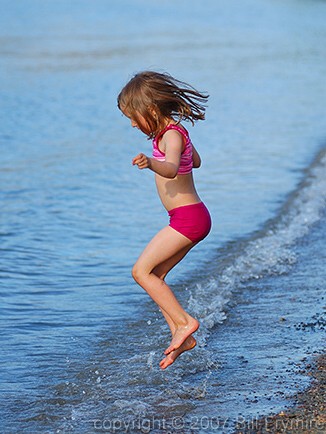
[1,0,326,433]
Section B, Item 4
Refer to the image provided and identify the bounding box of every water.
[1,0,326,433]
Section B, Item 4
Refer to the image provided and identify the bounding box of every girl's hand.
[132,153,151,170]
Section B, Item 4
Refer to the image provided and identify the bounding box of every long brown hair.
[117,71,209,138]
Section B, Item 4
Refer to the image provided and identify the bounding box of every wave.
[190,147,326,344]
[19,147,326,434]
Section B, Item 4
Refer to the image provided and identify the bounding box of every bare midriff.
[155,172,201,212]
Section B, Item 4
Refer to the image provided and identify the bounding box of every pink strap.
[155,124,189,152]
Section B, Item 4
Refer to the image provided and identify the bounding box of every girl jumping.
[117,71,211,369]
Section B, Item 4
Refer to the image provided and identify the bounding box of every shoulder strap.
[155,124,189,151]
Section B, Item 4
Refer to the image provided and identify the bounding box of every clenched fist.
[132,153,151,170]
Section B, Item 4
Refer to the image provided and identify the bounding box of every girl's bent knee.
[131,263,144,284]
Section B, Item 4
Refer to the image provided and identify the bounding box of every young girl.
[118,71,211,369]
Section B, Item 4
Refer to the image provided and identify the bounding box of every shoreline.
[233,354,326,433]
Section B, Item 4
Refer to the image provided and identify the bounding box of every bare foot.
[160,336,196,369]
[164,318,199,355]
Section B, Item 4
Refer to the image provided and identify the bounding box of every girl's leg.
[132,226,199,355]
[152,243,194,335]
[152,246,198,369]
[159,305,197,369]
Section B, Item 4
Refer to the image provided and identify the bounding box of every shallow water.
[1,0,326,433]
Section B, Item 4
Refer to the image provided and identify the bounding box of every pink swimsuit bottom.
[168,202,211,243]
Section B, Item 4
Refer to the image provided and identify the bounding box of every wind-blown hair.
[117,71,209,138]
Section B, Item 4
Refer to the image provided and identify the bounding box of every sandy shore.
[233,354,326,433]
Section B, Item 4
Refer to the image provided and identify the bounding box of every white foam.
[187,149,326,336]
[59,150,326,434]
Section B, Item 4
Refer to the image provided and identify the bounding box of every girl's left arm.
[132,152,179,178]
[132,130,182,178]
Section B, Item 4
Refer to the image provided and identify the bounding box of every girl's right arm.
[192,144,201,168]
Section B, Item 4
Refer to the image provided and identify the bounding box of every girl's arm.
[132,130,182,179]
[132,154,179,178]
[192,144,201,168]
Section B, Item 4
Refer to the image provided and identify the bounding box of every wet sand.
[234,354,326,433]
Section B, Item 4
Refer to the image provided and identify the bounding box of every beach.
[232,213,326,434]
[233,355,326,434]
[1,1,326,432]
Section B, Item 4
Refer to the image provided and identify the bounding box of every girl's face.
[121,106,151,135]
[129,113,146,130]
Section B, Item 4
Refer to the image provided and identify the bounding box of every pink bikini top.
[152,124,193,175]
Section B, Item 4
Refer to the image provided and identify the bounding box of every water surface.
[1,0,326,432]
